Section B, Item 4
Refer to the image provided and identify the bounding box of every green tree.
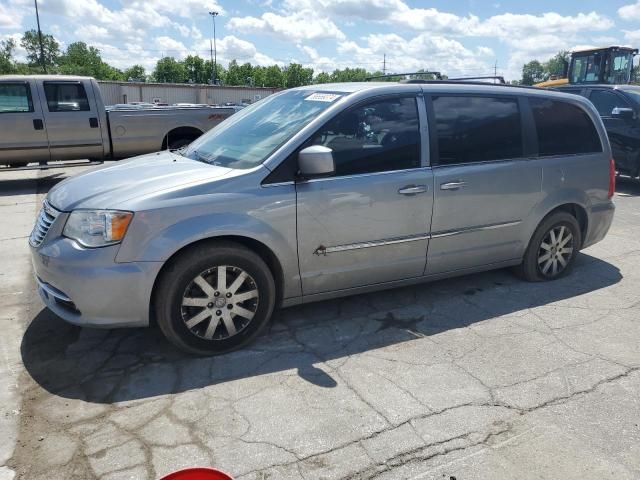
[21,29,59,71]
[183,55,207,84]
[545,51,569,78]
[330,67,369,82]
[225,59,242,85]
[0,38,15,74]
[153,57,186,83]
[521,60,545,85]
[314,71,331,83]
[263,65,283,87]
[58,42,123,80]
[239,62,254,85]
[124,64,146,82]
[632,63,639,84]
[284,63,313,88]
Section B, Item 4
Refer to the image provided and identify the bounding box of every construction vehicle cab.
[536,46,638,88]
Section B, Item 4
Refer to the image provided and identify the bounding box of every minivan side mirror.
[611,107,635,121]
[297,146,335,178]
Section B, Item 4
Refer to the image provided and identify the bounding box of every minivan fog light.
[63,210,133,247]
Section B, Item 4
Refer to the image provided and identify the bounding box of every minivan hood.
[48,151,232,211]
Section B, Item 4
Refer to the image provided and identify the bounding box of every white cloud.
[228,10,345,41]
[155,36,188,55]
[624,30,640,44]
[0,3,23,29]
[338,33,492,77]
[619,1,640,20]
[193,35,282,67]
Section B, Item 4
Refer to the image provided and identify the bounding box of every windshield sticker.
[305,93,342,102]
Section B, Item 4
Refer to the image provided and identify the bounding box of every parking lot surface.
[1,165,640,480]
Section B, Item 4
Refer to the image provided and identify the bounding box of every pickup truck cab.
[554,84,640,178]
[30,81,615,355]
[0,75,235,166]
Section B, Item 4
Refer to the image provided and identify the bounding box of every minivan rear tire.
[517,211,582,282]
[155,241,276,355]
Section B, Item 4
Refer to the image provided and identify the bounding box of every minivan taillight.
[608,158,616,199]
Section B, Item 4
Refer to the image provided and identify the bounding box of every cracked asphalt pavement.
[1,165,640,480]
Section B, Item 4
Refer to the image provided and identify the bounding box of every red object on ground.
[160,467,234,480]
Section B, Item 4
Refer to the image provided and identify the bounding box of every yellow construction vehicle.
[535,46,638,87]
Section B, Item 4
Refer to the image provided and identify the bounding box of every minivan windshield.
[183,90,343,169]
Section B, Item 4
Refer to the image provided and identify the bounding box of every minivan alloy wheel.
[538,225,574,277]
[181,265,259,340]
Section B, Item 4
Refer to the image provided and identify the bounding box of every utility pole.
[494,59,498,77]
[34,0,46,73]
[383,53,386,75]
[209,11,219,85]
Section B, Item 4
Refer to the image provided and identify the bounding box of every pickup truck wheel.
[167,137,193,150]
[155,242,276,355]
[516,212,581,282]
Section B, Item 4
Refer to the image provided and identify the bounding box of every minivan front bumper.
[31,237,163,328]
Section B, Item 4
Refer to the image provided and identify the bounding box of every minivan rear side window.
[44,82,90,112]
[530,98,601,156]
[432,96,522,165]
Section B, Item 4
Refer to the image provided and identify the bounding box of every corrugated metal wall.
[98,81,280,106]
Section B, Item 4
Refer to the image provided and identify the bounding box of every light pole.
[34,0,46,73]
[209,11,219,85]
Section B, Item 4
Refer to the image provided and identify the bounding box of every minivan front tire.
[517,211,581,282]
[155,241,276,355]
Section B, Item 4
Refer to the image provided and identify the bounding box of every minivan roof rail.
[396,79,542,90]
[447,76,506,84]
[366,71,443,81]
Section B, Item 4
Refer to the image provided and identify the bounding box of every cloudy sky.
[1,0,639,80]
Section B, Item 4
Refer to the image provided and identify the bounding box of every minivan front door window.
[309,96,421,176]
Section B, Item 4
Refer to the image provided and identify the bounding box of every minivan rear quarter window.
[432,96,522,165]
[530,98,601,156]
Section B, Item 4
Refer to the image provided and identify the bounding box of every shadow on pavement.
[615,176,640,196]
[0,174,66,197]
[21,253,621,403]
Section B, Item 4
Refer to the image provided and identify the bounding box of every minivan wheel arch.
[528,203,588,254]
[149,236,284,326]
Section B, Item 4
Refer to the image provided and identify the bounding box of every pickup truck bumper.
[31,237,162,328]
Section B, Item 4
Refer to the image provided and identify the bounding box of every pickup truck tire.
[167,137,193,150]
[155,241,276,355]
[516,212,581,282]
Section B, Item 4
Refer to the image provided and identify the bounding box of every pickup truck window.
[0,83,33,113]
[589,90,630,117]
[43,82,90,112]
[183,90,339,169]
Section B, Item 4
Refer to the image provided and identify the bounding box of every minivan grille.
[29,200,60,247]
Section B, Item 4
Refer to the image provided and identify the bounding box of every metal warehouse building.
[97,80,281,106]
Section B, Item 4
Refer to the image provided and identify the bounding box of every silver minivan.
[30,82,616,355]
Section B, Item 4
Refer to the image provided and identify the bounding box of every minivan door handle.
[33,119,44,130]
[440,181,467,191]
[398,185,428,195]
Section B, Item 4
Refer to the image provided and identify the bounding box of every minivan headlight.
[63,210,133,248]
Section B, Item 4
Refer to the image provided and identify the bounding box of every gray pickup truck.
[0,75,235,166]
